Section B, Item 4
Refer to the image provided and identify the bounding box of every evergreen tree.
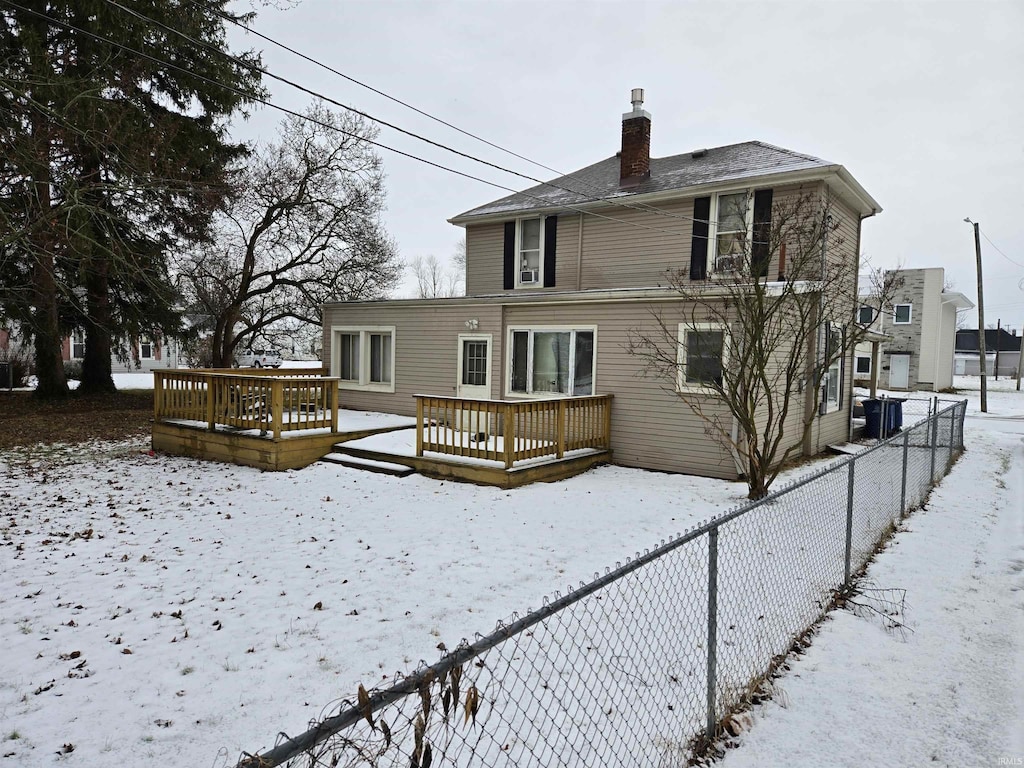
[0,0,264,396]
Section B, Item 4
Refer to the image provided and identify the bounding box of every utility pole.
[995,319,1001,380]
[965,218,987,412]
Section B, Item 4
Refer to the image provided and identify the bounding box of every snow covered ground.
[722,376,1024,767]
[0,375,1020,767]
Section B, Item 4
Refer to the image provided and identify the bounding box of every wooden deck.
[152,372,614,484]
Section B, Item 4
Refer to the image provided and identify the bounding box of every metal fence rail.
[236,400,968,768]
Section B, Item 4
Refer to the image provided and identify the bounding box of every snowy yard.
[0,375,1020,766]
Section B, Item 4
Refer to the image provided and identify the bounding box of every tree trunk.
[79,257,116,394]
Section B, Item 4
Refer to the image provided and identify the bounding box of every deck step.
[320,452,416,477]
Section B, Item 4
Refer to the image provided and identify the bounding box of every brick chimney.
[619,88,651,187]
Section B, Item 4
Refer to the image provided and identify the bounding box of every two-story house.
[854,268,973,392]
[321,92,881,480]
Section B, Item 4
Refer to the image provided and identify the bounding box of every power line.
[107,0,710,234]
[185,0,713,229]
[3,0,701,240]
[980,228,1024,270]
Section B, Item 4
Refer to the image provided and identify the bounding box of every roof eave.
[449,165,881,226]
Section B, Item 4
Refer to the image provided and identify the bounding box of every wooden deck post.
[153,372,164,424]
[603,395,612,450]
[415,396,424,457]
[330,381,339,433]
[503,402,515,469]
[271,378,284,438]
[206,374,216,431]
[557,399,567,458]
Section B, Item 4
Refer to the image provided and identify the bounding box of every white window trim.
[457,333,492,391]
[71,329,86,360]
[505,325,597,398]
[677,322,730,392]
[893,304,913,325]
[139,336,154,360]
[822,324,844,414]
[331,326,396,393]
[854,355,872,376]
[514,216,545,289]
[709,190,753,276]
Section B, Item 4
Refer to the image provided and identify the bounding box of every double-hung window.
[517,218,542,286]
[509,327,594,396]
[677,324,728,390]
[822,323,844,413]
[714,192,750,272]
[71,330,86,360]
[139,337,154,360]
[333,327,395,392]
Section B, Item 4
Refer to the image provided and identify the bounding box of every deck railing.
[414,394,613,469]
[154,370,339,438]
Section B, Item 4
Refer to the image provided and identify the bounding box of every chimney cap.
[623,87,651,121]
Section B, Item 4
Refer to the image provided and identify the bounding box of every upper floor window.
[713,192,751,272]
[333,327,395,392]
[509,327,594,396]
[893,304,912,324]
[677,323,728,390]
[71,330,85,360]
[858,306,874,325]
[517,217,543,287]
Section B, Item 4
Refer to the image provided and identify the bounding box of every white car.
[233,348,283,368]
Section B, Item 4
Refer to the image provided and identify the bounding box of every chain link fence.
[236,399,968,768]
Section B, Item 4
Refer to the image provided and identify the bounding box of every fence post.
[706,525,719,744]
[959,400,967,450]
[899,428,910,513]
[929,404,938,483]
[844,459,855,586]
[947,406,956,472]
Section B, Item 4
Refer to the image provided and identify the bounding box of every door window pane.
[511,331,529,392]
[462,340,488,387]
[573,331,594,395]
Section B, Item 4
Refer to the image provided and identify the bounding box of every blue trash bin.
[889,398,906,431]
[863,399,882,439]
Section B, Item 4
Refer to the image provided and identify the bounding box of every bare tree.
[628,187,900,499]
[177,105,400,368]
[410,253,462,298]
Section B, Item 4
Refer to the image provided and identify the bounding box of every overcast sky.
[227,0,1022,329]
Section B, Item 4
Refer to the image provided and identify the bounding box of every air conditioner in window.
[715,256,741,273]
[520,269,539,284]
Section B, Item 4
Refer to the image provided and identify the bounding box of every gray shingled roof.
[451,141,836,221]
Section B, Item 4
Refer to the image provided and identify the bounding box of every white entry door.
[456,335,492,435]
[889,354,910,389]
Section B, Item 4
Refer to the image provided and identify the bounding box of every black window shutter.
[543,216,557,287]
[752,188,773,278]
[689,196,711,280]
[503,221,515,290]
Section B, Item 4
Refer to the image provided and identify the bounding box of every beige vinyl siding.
[579,199,693,289]
[503,300,739,479]
[322,302,503,415]
[465,222,504,297]
[555,214,581,290]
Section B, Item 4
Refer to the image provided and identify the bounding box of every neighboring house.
[853,268,973,392]
[955,328,1021,377]
[0,325,181,373]
[320,91,882,480]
